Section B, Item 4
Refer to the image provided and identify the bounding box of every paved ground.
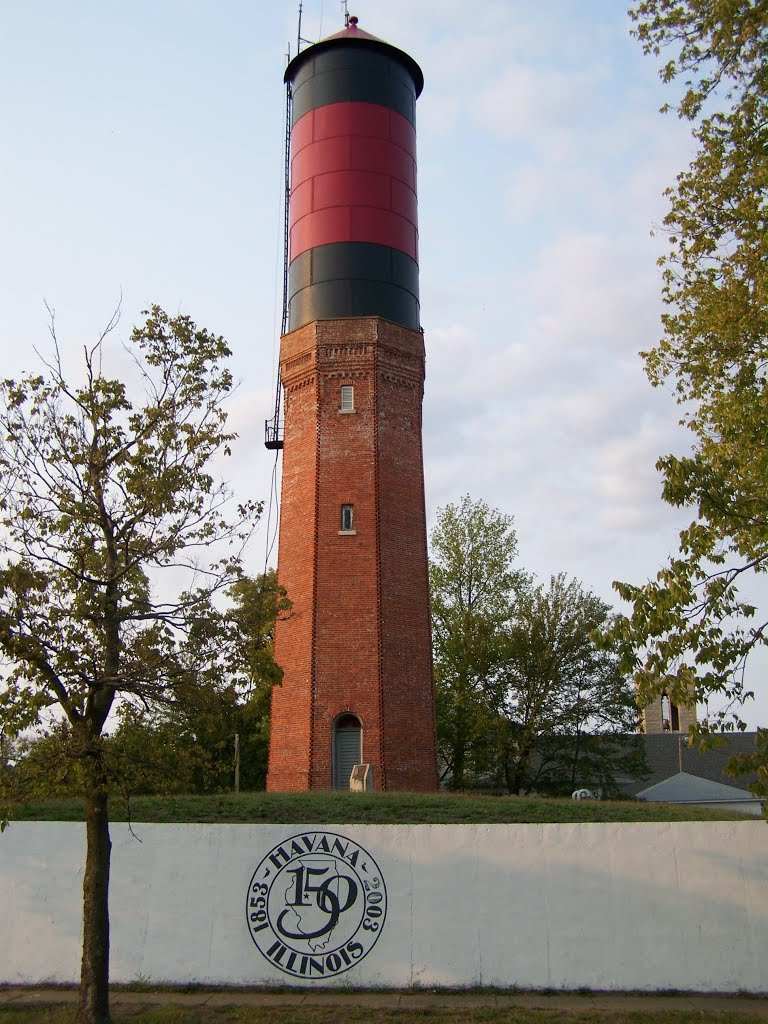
[1,987,767,1017]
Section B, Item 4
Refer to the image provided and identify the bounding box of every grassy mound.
[8,790,754,825]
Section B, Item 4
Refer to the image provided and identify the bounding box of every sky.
[1,0,764,728]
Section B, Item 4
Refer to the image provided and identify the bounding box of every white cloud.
[591,425,689,531]
[503,162,601,223]
[476,62,606,142]
[421,209,694,604]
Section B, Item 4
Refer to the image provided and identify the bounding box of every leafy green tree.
[103,570,289,795]
[227,570,289,788]
[611,1,767,739]
[0,729,23,807]
[495,575,644,795]
[0,306,260,1024]
[6,571,288,805]
[2,715,203,809]
[725,726,768,800]
[429,496,530,788]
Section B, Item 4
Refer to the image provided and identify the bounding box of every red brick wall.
[376,323,438,791]
[267,317,438,791]
[267,324,318,790]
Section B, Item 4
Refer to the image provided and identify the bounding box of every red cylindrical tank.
[284,20,423,331]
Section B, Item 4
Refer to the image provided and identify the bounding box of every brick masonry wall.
[376,322,437,791]
[268,317,438,791]
[267,324,318,790]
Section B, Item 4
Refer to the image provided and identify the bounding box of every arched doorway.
[333,713,362,790]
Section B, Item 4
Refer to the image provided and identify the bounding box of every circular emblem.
[246,830,387,979]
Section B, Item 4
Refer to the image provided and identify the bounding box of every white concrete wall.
[1,821,766,991]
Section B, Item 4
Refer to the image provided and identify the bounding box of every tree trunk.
[502,751,513,795]
[507,750,529,795]
[78,752,112,1024]
[451,737,466,790]
[570,727,582,789]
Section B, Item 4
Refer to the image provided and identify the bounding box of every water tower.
[265,16,438,791]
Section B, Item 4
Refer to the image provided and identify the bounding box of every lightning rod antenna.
[296,2,314,54]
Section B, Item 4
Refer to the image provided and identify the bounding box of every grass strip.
[1,1005,767,1023]
[7,790,752,826]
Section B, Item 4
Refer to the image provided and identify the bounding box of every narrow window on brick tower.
[340,504,354,533]
[333,713,362,789]
[340,384,354,412]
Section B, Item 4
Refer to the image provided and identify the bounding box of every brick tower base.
[267,317,438,791]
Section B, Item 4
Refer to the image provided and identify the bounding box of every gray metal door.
[333,716,362,789]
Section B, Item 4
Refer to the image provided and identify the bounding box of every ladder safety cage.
[264,74,293,452]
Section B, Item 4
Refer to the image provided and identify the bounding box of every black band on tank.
[288,281,420,332]
[288,242,420,331]
[290,46,418,125]
[290,244,419,294]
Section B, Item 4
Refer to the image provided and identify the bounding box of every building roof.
[322,20,384,44]
[620,732,760,798]
[636,771,762,805]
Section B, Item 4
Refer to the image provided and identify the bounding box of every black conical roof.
[284,18,423,96]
